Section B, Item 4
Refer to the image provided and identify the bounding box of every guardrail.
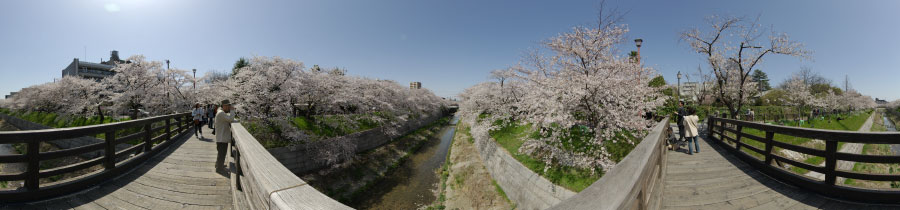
[708,117,900,203]
[549,117,670,210]
[0,112,191,202]
[230,123,352,210]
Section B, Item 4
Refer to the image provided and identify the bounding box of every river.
[353,115,459,210]
[884,116,900,155]
[0,119,25,189]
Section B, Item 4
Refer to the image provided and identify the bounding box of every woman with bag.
[683,107,700,155]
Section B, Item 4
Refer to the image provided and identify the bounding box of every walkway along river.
[353,115,459,209]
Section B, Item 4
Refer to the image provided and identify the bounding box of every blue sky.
[1,0,898,100]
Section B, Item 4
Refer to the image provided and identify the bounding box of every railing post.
[25,140,40,190]
[233,141,242,191]
[718,121,725,141]
[144,123,153,152]
[165,117,172,142]
[824,140,838,185]
[764,131,775,165]
[708,118,714,138]
[735,125,743,150]
[104,131,116,169]
[179,115,185,132]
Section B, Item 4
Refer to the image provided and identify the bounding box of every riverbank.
[430,122,512,210]
[297,116,451,206]
[0,118,105,190]
[845,108,900,189]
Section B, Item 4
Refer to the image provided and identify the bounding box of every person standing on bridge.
[192,103,205,138]
[677,101,687,142]
[214,100,236,175]
[207,104,217,131]
[683,107,700,155]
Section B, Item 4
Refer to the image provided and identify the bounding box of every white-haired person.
[214,100,236,175]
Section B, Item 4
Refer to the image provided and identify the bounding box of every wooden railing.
[708,117,900,203]
[230,123,352,210]
[549,117,670,210]
[0,113,191,202]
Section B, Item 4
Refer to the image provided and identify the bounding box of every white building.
[61,50,128,81]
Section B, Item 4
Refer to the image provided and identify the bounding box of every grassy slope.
[489,123,601,192]
[845,109,900,188]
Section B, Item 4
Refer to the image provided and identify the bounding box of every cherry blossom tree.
[459,10,664,171]
[681,15,810,119]
[228,56,304,119]
[782,75,816,117]
[55,76,104,116]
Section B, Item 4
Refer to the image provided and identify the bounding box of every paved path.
[2,127,233,210]
[805,110,876,181]
[661,124,898,210]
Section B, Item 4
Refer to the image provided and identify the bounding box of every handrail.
[707,117,900,203]
[0,112,192,202]
[230,123,352,210]
[549,117,670,210]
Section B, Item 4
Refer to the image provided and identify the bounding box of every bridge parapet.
[708,117,900,204]
[230,123,352,210]
[549,117,670,210]
[0,112,192,202]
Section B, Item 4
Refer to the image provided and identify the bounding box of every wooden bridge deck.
[2,128,233,210]
[661,125,899,210]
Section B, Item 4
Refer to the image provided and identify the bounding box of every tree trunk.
[97,105,104,122]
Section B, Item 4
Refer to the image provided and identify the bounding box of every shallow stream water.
[883,116,899,155]
[353,115,459,209]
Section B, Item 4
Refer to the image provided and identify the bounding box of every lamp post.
[192,69,197,89]
[677,71,682,102]
[165,60,170,70]
[634,39,643,65]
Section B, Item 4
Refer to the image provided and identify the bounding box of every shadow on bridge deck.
[1,128,233,210]
[662,125,900,210]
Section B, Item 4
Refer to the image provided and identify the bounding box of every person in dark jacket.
[677,101,686,142]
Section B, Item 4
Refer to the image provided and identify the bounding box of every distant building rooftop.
[61,50,128,81]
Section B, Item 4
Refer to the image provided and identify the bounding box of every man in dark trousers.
[214,100,236,176]
[677,101,687,142]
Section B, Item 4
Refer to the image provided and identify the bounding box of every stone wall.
[0,112,132,159]
[469,123,576,210]
[268,110,445,174]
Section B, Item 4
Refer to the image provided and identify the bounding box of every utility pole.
[844,75,850,92]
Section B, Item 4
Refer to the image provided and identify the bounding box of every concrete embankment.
[468,122,576,210]
[267,110,445,174]
[437,122,513,210]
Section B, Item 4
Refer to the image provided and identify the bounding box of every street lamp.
[165,60,170,70]
[634,39,643,64]
[192,69,197,89]
[677,71,682,101]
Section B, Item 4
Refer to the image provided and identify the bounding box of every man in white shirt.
[214,100,236,175]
